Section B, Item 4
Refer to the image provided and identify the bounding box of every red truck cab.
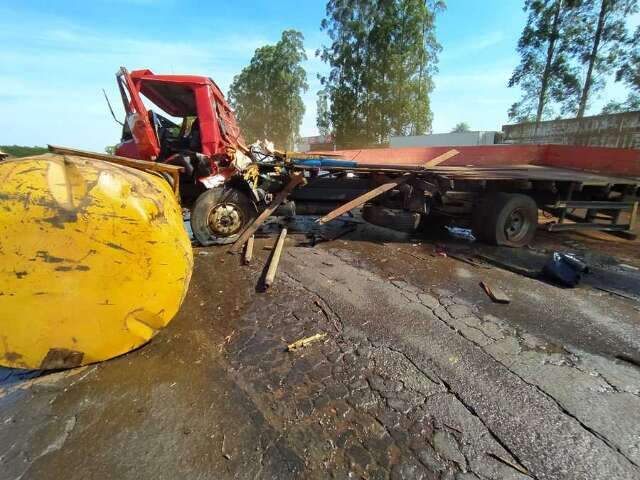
[115,67,245,199]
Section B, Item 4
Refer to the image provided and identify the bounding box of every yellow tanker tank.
[0,153,193,369]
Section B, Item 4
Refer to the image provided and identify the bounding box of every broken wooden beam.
[423,149,460,168]
[230,173,305,252]
[265,228,287,288]
[317,174,412,225]
[243,235,254,265]
[287,333,327,352]
[480,281,510,304]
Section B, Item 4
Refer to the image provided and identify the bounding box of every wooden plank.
[629,201,638,231]
[423,149,460,167]
[265,228,287,288]
[317,175,411,225]
[48,145,182,174]
[230,173,305,252]
[480,281,510,304]
[243,235,254,265]
[287,333,327,352]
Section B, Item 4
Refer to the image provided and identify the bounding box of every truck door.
[116,67,161,160]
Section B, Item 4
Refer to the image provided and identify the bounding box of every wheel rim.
[207,203,244,237]
[504,208,530,242]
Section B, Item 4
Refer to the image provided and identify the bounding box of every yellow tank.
[0,154,193,369]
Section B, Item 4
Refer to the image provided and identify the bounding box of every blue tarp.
[292,158,358,168]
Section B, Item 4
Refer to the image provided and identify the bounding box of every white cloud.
[0,9,274,150]
[440,30,507,60]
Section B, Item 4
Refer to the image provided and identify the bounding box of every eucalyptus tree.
[576,0,638,117]
[318,0,445,147]
[508,0,586,123]
[229,30,308,149]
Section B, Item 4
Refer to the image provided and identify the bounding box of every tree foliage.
[508,0,587,123]
[318,0,445,148]
[575,0,638,117]
[509,0,639,122]
[0,145,47,158]
[451,122,470,133]
[603,25,640,113]
[316,88,333,136]
[228,30,308,150]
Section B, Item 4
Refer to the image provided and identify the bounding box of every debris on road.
[265,228,288,288]
[448,251,490,269]
[543,252,589,287]
[445,226,476,242]
[287,333,327,352]
[230,174,305,253]
[480,280,511,304]
[243,235,254,265]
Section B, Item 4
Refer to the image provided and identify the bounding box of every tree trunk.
[577,0,607,119]
[536,0,563,127]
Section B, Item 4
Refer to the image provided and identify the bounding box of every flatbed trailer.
[281,144,640,247]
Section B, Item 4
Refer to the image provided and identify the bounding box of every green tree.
[0,145,47,158]
[575,0,638,118]
[508,0,585,124]
[318,0,445,148]
[601,24,640,114]
[316,88,333,136]
[451,122,470,133]
[228,30,308,150]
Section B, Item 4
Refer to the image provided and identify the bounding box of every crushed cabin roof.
[129,69,227,118]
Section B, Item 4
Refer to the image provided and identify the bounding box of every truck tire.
[362,205,422,233]
[472,193,537,247]
[191,187,257,246]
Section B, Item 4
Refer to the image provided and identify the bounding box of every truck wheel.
[191,187,257,246]
[473,193,537,247]
[362,205,422,233]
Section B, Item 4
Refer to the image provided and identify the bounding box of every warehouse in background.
[299,111,640,152]
[296,134,335,152]
[389,131,499,147]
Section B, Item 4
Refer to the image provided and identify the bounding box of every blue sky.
[0,0,635,150]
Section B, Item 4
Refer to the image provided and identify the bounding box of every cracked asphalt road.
[1,224,639,480]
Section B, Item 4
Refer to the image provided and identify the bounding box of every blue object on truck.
[292,158,358,168]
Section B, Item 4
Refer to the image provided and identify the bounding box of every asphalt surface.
[1,221,640,479]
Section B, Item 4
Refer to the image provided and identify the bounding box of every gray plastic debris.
[445,226,476,242]
[543,252,588,287]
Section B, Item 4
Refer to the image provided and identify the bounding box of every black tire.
[472,193,538,247]
[190,187,257,246]
[362,204,422,233]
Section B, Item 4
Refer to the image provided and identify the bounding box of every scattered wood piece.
[230,173,305,252]
[423,149,460,168]
[487,453,531,477]
[287,333,327,352]
[448,253,491,269]
[243,235,254,265]
[317,174,412,225]
[265,228,288,288]
[480,281,510,304]
[314,299,341,332]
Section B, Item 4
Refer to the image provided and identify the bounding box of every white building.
[389,131,498,148]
